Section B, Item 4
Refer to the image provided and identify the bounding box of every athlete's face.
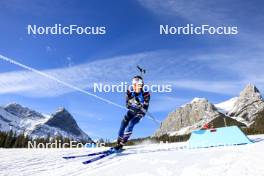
[132,78,143,93]
[133,83,142,93]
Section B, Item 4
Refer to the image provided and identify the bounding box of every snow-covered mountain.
[0,103,92,141]
[155,84,264,137]
[154,98,244,137]
[216,84,264,130]
[215,97,238,114]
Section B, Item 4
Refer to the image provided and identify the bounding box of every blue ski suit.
[117,88,150,144]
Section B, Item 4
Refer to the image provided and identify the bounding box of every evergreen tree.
[4,130,13,148]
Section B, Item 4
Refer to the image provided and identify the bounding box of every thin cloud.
[138,0,260,26]
[0,52,152,97]
[138,0,234,24]
[0,47,264,97]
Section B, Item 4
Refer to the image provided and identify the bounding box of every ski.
[82,149,125,165]
[62,148,114,159]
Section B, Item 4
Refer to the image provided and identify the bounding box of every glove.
[136,113,144,119]
[138,107,146,116]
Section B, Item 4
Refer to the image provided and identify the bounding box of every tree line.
[0,130,92,148]
[1,126,262,148]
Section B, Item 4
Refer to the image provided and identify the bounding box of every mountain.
[154,98,244,137]
[215,97,238,114]
[155,84,264,137]
[216,84,264,130]
[4,103,46,120]
[31,108,92,141]
[0,103,92,141]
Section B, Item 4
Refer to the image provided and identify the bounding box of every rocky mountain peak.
[187,98,218,113]
[190,97,208,104]
[239,84,262,100]
[0,103,92,141]
[45,107,82,136]
[56,107,67,114]
[154,84,264,137]
[154,98,222,137]
[4,103,45,119]
[228,84,264,123]
[182,98,213,111]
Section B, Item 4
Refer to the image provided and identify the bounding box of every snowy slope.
[0,135,264,176]
[214,97,251,125]
[214,97,261,126]
[215,97,238,113]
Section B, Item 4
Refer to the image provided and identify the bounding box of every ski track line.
[82,153,134,175]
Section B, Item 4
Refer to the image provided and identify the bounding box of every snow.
[0,107,23,131]
[0,106,50,135]
[191,97,207,104]
[169,126,193,136]
[180,97,207,108]
[214,97,253,126]
[0,135,263,176]
[215,97,238,113]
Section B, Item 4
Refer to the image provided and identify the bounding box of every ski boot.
[112,137,125,152]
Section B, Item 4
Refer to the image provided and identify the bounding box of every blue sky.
[0,0,264,140]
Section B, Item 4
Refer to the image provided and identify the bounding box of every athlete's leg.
[122,114,143,143]
[117,111,133,144]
